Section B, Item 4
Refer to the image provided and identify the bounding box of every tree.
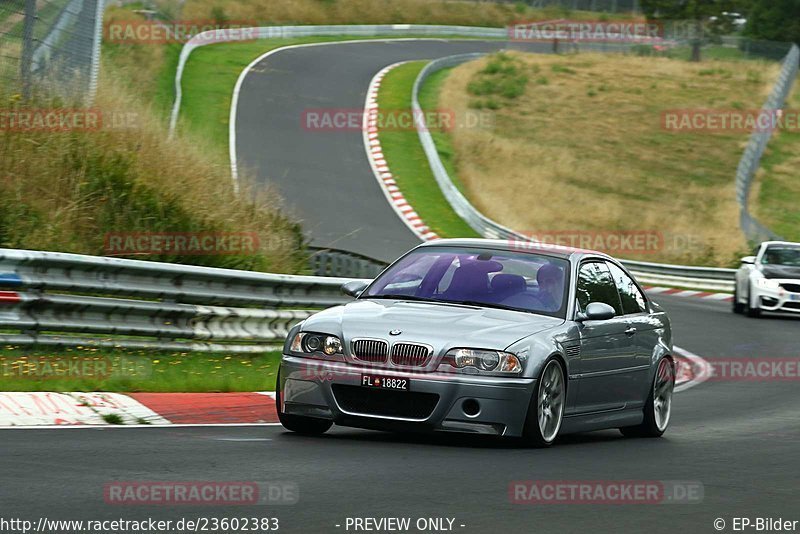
[743,0,800,45]
[641,0,742,61]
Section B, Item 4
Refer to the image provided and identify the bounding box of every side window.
[606,262,647,315]
[576,262,623,316]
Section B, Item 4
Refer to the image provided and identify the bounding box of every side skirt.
[560,407,643,434]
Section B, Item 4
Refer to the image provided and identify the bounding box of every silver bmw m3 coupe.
[276,239,675,447]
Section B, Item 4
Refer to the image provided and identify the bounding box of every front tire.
[746,283,762,318]
[521,359,566,447]
[732,286,744,314]
[620,357,674,438]
[275,370,332,435]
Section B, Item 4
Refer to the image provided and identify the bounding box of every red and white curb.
[0,391,279,427]
[644,285,733,302]
[363,62,439,242]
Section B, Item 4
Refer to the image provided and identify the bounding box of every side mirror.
[578,302,616,322]
[341,280,369,298]
[740,256,756,265]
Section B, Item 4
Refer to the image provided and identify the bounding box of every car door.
[573,261,635,413]
[605,261,654,409]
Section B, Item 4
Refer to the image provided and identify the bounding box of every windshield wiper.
[440,299,530,313]
[365,294,442,303]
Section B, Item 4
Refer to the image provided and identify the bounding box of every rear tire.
[521,358,566,448]
[620,357,674,438]
[275,370,332,435]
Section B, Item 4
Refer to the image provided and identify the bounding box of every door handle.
[625,326,637,336]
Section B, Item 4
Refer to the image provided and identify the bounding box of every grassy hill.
[424,51,781,266]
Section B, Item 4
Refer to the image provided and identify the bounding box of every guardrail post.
[20,0,36,100]
[88,0,105,104]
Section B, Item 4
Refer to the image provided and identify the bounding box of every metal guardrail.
[618,260,735,292]
[308,247,387,279]
[412,53,736,293]
[0,249,363,352]
[736,44,798,242]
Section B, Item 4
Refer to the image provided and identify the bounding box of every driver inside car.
[535,263,564,312]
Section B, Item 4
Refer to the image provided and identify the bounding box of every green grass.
[375,61,478,238]
[102,41,183,117]
[0,346,281,392]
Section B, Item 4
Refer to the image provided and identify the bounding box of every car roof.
[761,241,800,247]
[416,238,615,262]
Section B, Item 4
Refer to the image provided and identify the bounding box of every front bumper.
[752,283,800,313]
[278,355,536,437]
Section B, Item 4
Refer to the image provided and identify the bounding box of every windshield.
[761,245,800,266]
[363,246,570,318]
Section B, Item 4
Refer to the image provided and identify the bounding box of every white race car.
[733,241,800,317]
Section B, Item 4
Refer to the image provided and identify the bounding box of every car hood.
[761,264,800,279]
[302,298,564,351]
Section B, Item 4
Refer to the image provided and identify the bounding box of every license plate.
[791,294,800,301]
[361,374,409,391]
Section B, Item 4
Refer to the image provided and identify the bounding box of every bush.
[466,52,529,107]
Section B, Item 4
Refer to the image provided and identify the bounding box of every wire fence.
[0,0,103,102]
[736,44,799,243]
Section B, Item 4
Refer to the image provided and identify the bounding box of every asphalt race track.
[2,39,799,533]
[234,39,551,262]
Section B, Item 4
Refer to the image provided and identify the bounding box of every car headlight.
[440,348,523,374]
[290,332,343,356]
[756,277,780,290]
